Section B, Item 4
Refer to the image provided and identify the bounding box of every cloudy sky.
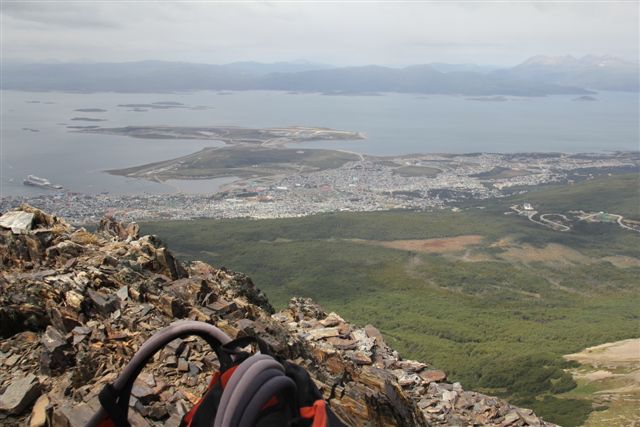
[1,1,638,66]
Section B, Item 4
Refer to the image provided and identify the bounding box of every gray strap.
[214,354,283,427]
[239,376,297,427]
[224,368,283,427]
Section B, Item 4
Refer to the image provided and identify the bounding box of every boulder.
[98,216,139,241]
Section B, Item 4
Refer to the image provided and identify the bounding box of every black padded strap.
[98,383,131,427]
[239,376,298,427]
[221,335,272,356]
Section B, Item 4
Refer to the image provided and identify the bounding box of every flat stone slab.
[419,369,448,383]
[307,327,340,340]
[0,373,41,415]
[0,211,35,234]
[52,402,94,427]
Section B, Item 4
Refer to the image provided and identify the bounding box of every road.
[540,214,571,231]
[580,212,640,233]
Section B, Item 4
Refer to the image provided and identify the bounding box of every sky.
[1,1,638,66]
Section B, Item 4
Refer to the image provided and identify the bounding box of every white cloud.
[1,1,637,65]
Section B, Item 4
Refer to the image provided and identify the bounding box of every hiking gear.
[86,321,233,427]
[86,320,347,427]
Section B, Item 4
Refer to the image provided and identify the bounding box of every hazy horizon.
[2,54,638,69]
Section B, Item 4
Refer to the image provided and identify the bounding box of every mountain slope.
[498,55,639,91]
[140,173,640,426]
[0,205,554,426]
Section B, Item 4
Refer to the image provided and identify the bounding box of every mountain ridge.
[0,205,555,426]
[6,56,634,94]
[501,54,638,91]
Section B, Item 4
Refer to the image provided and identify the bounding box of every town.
[1,151,637,225]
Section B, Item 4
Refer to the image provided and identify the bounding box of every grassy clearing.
[111,147,360,179]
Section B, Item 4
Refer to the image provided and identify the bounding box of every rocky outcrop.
[0,205,555,426]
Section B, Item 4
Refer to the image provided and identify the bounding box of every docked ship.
[23,175,63,190]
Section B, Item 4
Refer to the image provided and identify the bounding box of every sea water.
[1,90,638,196]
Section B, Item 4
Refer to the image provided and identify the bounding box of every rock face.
[0,205,555,426]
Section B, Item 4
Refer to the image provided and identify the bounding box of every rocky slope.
[0,205,554,426]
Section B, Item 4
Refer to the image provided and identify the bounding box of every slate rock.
[307,327,340,340]
[0,373,41,415]
[86,288,120,316]
[419,369,447,383]
[41,326,67,353]
[0,211,35,234]
[29,394,49,427]
[364,324,384,345]
[51,402,94,427]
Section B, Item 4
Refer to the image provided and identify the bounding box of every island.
[75,125,365,147]
[70,117,107,122]
[572,95,598,102]
[74,108,108,113]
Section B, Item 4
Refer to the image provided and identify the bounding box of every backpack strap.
[98,384,130,427]
[183,366,239,427]
[87,321,233,427]
[285,362,348,427]
[239,375,297,427]
[213,353,298,427]
[214,354,282,427]
[220,335,272,357]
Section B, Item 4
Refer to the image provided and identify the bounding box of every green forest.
[142,173,640,426]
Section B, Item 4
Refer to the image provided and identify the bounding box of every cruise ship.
[23,175,63,190]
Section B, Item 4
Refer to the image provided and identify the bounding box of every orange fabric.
[220,365,238,387]
[261,395,279,410]
[299,400,328,427]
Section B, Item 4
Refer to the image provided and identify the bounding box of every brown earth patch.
[352,235,484,254]
[489,236,517,249]
[602,255,640,268]
[498,243,590,265]
[565,339,640,369]
[574,370,616,382]
[564,339,640,427]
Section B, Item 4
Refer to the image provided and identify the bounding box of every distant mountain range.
[495,55,639,92]
[1,55,637,95]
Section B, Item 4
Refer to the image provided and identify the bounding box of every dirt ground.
[498,242,591,265]
[351,235,484,253]
[565,339,640,368]
[564,339,640,427]
[602,255,640,268]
